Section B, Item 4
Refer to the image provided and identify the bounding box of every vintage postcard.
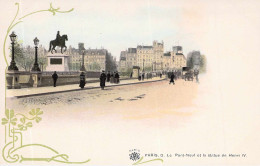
[0,0,259,165]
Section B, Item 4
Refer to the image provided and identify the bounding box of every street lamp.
[143,59,145,72]
[78,43,86,72]
[31,37,41,71]
[8,31,19,71]
[80,50,86,72]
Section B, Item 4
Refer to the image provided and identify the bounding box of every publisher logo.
[129,152,140,161]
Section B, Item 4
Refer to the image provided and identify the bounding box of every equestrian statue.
[49,31,68,54]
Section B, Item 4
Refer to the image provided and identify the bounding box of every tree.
[9,41,34,71]
[38,56,47,71]
[186,52,194,68]
[200,54,207,73]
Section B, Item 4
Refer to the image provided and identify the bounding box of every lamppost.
[80,49,86,72]
[8,32,19,71]
[79,43,86,72]
[31,37,41,71]
[143,59,145,72]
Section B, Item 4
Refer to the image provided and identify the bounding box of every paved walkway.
[7,76,166,98]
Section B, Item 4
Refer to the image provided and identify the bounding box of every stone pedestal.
[6,71,21,89]
[46,53,69,71]
[31,71,42,87]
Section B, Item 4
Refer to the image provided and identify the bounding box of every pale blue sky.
[10,0,203,59]
[3,0,260,62]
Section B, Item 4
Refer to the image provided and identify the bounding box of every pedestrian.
[160,73,162,78]
[110,72,114,83]
[107,71,111,82]
[194,69,199,83]
[79,72,86,89]
[115,71,120,84]
[169,73,175,85]
[52,71,58,87]
[142,73,144,80]
[100,70,106,90]
[138,73,141,81]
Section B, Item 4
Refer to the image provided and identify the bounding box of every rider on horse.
[49,31,68,54]
[56,31,61,45]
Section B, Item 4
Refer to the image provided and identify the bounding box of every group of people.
[50,69,199,90]
[138,72,154,81]
[51,71,120,90]
[168,69,200,84]
[106,71,120,84]
[100,71,120,90]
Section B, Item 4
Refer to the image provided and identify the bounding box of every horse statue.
[49,35,68,54]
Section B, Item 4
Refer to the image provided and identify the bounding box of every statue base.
[46,53,69,72]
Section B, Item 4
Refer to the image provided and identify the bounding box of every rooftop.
[137,45,153,49]
[164,52,171,56]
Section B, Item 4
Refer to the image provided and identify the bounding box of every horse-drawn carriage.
[182,67,194,81]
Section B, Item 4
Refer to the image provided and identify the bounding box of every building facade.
[118,42,187,72]
[67,46,117,72]
[118,51,127,72]
[173,53,186,69]
[119,40,164,72]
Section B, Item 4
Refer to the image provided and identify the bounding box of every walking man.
[115,71,120,84]
[52,71,58,87]
[79,72,86,89]
[100,70,106,90]
[169,73,175,85]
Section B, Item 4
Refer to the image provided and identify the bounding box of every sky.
[0,0,216,59]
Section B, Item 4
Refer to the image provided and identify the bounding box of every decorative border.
[133,156,163,165]
[1,109,90,164]
[2,2,90,164]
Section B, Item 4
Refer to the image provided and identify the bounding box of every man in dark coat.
[114,71,120,84]
[52,71,58,87]
[106,71,111,82]
[169,73,175,85]
[100,70,106,90]
[79,72,86,89]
